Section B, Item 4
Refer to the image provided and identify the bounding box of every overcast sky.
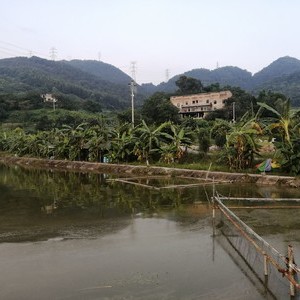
[1,0,299,84]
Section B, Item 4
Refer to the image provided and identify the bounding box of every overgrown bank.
[0,155,299,188]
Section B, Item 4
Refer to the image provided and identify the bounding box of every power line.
[0,40,48,58]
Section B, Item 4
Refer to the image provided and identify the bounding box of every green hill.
[150,56,300,106]
[0,56,142,111]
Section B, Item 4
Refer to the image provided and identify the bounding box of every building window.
[192,101,195,104]
[214,101,217,104]
[206,100,209,104]
[186,102,188,105]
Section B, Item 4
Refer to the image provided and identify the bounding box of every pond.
[0,165,299,300]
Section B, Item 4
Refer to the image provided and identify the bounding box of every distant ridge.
[1,55,300,107]
[146,56,300,105]
[0,56,144,110]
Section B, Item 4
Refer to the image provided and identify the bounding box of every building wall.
[170,91,232,118]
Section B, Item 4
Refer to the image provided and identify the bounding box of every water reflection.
[0,165,212,243]
[1,165,300,299]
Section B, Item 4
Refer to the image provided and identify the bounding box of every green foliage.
[0,56,138,111]
[175,76,203,95]
[258,98,300,175]
[224,86,257,120]
[221,113,262,170]
[210,120,231,147]
[257,91,288,118]
[197,127,210,154]
[141,92,180,125]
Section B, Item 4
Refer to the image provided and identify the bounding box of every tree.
[175,76,203,95]
[197,127,210,154]
[258,99,300,174]
[222,113,262,170]
[210,120,231,148]
[134,120,167,165]
[257,90,288,118]
[141,92,180,125]
[160,123,193,163]
[109,123,135,163]
[221,86,257,121]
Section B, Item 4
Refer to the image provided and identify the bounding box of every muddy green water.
[0,165,299,300]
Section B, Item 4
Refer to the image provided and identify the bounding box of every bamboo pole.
[213,195,300,291]
[263,252,268,277]
[288,245,295,297]
[227,206,300,209]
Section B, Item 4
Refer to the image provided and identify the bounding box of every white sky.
[0,0,299,84]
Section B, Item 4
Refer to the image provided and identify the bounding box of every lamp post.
[129,80,137,127]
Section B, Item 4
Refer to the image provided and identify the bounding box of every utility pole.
[50,47,57,61]
[129,80,137,127]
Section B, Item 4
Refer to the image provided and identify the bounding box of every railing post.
[288,244,295,297]
[212,196,216,237]
[263,252,268,277]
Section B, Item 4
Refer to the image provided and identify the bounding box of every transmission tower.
[165,69,170,82]
[50,47,57,61]
[130,61,137,82]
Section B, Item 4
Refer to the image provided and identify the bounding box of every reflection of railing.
[212,193,300,298]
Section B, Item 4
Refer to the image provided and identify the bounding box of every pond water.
[0,165,299,300]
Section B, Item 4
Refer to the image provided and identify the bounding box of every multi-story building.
[170,90,232,118]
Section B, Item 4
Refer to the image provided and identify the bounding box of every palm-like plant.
[61,123,88,160]
[258,99,300,174]
[134,120,167,165]
[223,113,262,170]
[258,99,294,146]
[109,123,135,163]
[160,123,192,163]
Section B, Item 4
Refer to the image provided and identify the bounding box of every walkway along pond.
[0,156,299,187]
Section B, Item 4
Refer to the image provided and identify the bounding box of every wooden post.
[263,252,268,277]
[288,244,295,297]
[212,203,216,237]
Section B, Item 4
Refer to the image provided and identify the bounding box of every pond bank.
[0,156,299,187]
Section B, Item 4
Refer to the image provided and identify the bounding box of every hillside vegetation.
[149,56,300,106]
[0,56,145,113]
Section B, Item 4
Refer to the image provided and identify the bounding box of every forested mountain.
[66,59,132,85]
[252,56,300,87]
[148,56,300,106]
[150,66,252,93]
[0,56,143,111]
[250,57,300,104]
[2,55,300,112]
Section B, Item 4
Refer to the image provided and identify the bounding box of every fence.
[212,193,300,299]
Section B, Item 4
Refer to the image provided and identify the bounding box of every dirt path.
[0,155,298,187]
